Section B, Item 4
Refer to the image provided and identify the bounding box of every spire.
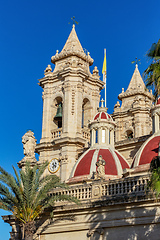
[51,25,93,66]
[61,24,84,53]
[127,64,145,91]
[118,64,153,101]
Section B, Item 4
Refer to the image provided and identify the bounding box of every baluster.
[125,181,127,193]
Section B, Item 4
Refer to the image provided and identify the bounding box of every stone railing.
[82,127,90,141]
[51,128,62,139]
[50,175,150,203]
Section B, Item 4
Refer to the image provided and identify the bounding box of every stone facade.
[3,25,160,240]
[112,65,154,165]
[36,25,103,181]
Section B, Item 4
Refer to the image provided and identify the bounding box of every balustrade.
[50,175,150,203]
[51,128,62,139]
[82,128,90,140]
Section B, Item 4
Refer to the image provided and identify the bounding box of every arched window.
[102,129,105,143]
[53,97,63,129]
[95,129,98,143]
[82,98,91,128]
[126,130,133,139]
[82,108,84,128]
[109,130,111,144]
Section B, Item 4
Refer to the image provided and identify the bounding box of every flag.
[102,49,107,83]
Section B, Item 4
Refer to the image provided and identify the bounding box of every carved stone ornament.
[44,64,52,76]
[94,155,106,180]
[18,130,37,168]
[22,130,37,158]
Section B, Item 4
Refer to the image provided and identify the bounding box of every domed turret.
[68,99,130,183]
[89,99,115,147]
[131,133,160,171]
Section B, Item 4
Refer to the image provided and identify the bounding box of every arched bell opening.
[126,130,133,139]
[82,98,91,128]
[53,97,63,129]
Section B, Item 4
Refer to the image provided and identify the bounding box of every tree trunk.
[24,221,36,240]
[24,235,33,240]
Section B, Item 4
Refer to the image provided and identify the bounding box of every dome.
[156,98,160,105]
[69,146,130,183]
[131,133,160,169]
[94,111,113,121]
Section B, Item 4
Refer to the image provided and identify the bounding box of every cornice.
[115,134,151,147]
[51,49,94,66]
[118,90,154,101]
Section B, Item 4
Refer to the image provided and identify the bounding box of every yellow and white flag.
[102,49,107,83]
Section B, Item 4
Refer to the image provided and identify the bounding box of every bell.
[54,103,62,121]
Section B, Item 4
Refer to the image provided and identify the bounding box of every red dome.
[69,147,129,183]
[94,112,113,121]
[132,134,160,168]
[156,98,160,105]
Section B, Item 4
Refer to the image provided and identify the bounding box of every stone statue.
[94,155,106,180]
[18,131,37,169]
[22,130,37,158]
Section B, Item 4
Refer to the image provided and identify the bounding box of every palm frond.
[0,161,79,225]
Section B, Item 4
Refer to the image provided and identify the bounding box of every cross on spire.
[101,98,105,107]
[131,57,141,66]
[69,16,79,26]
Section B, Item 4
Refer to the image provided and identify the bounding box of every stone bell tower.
[36,25,104,181]
[112,64,154,142]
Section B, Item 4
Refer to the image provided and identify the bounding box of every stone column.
[106,129,109,145]
[99,127,102,144]
[155,114,159,133]
[91,129,96,146]
[110,129,114,146]
[41,86,52,142]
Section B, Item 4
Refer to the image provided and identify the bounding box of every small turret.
[89,99,115,147]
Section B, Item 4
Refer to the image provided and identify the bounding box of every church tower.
[36,25,104,181]
[112,64,154,165]
[112,64,154,142]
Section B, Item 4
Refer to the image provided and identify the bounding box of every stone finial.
[122,88,124,93]
[44,65,52,76]
[92,66,99,76]
[56,50,59,55]
[101,98,105,107]
[114,101,120,109]
[97,98,108,113]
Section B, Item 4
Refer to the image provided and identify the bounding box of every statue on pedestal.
[18,130,37,169]
[22,130,36,158]
[94,155,106,180]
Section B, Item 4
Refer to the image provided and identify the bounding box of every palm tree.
[148,156,160,198]
[144,39,160,100]
[0,162,78,240]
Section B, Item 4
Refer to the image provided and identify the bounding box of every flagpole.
[104,49,107,108]
[102,48,107,107]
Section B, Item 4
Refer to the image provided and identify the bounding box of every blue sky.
[0,0,160,238]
